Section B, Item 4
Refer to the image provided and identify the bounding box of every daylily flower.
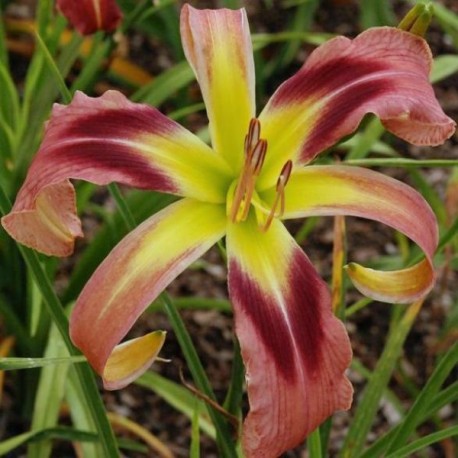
[56,0,122,35]
[2,4,455,457]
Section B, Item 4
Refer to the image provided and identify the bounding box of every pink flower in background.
[57,0,122,35]
[2,4,455,457]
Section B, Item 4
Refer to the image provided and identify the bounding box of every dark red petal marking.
[270,58,387,107]
[230,251,325,380]
[303,79,391,156]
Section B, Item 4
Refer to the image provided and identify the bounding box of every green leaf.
[132,61,195,106]
[359,0,396,28]
[274,0,319,70]
[0,427,97,455]
[431,55,458,83]
[385,426,458,458]
[0,356,85,370]
[190,399,201,458]
[34,33,71,103]
[136,371,215,439]
[307,428,323,458]
[65,367,101,458]
[160,293,237,457]
[27,320,71,458]
[432,3,458,48]
[361,345,458,458]
[345,158,458,168]
[252,31,334,49]
[0,60,20,136]
[385,342,458,453]
[70,36,112,93]
[345,117,388,160]
[149,296,232,314]
[408,168,447,225]
[341,301,424,457]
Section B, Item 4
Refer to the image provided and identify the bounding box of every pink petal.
[70,198,226,389]
[1,90,230,256]
[57,0,123,35]
[258,27,455,189]
[227,217,352,457]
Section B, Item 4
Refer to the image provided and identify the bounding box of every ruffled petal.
[57,0,122,35]
[181,5,256,172]
[276,165,438,302]
[258,27,455,189]
[70,198,226,389]
[1,90,231,256]
[227,216,352,457]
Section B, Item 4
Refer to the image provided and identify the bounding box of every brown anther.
[245,118,261,156]
[251,139,267,176]
[261,160,293,232]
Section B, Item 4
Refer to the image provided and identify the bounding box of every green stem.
[345,158,458,167]
[0,185,119,457]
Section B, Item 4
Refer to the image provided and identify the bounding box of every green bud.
[398,3,434,37]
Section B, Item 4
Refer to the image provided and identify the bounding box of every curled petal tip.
[345,258,435,304]
[101,331,167,390]
[1,180,82,257]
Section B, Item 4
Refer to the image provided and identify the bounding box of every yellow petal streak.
[258,99,322,190]
[208,37,254,170]
[136,131,232,203]
[181,5,255,172]
[104,331,166,389]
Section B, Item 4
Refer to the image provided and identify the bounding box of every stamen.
[230,118,266,223]
[260,160,293,232]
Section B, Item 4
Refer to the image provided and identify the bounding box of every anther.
[245,118,261,156]
[251,139,267,176]
[261,160,293,231]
